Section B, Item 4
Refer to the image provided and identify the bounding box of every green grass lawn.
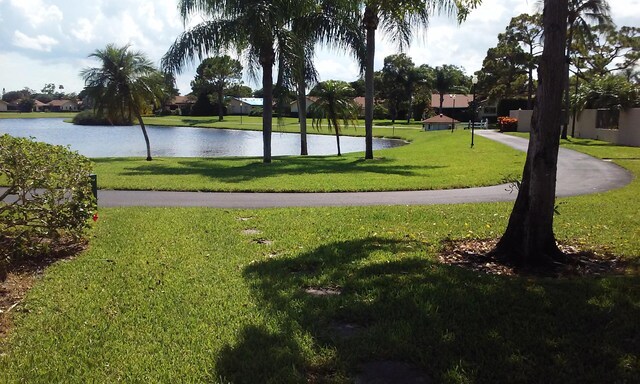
[144,114,425,133]
[0,112,77,119]
[93,128,524,192]
[1,140,639,383]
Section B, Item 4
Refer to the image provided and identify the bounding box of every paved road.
[93,131,632,208]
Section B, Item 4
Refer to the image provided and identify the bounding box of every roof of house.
[34,100,47,106]
[431,94,473,109]
[422,114,460,124]
[48,99,76,107]
[233,97,263,106]
[170,95,195,105]
[290,96,318,105]
[0,100,8,105]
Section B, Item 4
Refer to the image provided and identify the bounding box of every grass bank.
[0,112,77,119]
[93,128,523,192]
[1,141,638,383]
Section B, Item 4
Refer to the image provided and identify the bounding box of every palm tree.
[81,44,161,161]
[360,0,476,159]
[281,0,364,156]
[560,0,613,138]
[309,81,359,156]
[163,0,317,164]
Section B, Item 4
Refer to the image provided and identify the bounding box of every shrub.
[0,135,96,280]
[497,116,518,132]
[72,110,130,125]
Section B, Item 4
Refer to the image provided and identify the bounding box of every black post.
[89,174,98,201]
[471,88,476,148]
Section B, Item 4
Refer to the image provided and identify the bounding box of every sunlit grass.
[92,128,524,192]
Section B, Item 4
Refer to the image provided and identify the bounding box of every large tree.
[381,54,415,123]
[476,34,529,102]
[286,0,363,156]
[493,0,569,266]
[432,64,470,113]
[163,0,315,164]
[360,0,478,159]
[506,13,543,108]
[560,0,612,139]
[81,44,163,161]
[191,55,243,121]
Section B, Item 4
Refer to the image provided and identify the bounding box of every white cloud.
[0,0,637,96]
[9,0,63,28]
[70,18,95,43]
[12,30,59,52]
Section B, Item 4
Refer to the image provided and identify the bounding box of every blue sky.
[0,0,637,96]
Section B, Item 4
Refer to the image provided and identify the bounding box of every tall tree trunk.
[494,0,568,267]
[334,125,341,156]
[217,90,224,121]
[297,79,308,155]
[134,107,152,161]
[571,75,579,137]
[363,6,378,160]
[260,48,275,164]
[527,46,534,109]
[561,26,574,140]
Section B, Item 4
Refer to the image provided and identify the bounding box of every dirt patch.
[0,239,86,339]
[438,238,634,277]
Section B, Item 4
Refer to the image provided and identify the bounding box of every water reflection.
[0,118,405,158]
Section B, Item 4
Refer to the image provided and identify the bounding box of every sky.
[0,0,638,96]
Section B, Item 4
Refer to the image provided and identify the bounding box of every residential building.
[227,97,263,115]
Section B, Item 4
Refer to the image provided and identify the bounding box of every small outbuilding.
[422,114,459,131]
[0,100,8,112]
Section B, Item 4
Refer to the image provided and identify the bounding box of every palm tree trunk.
[493,0,568,266]
[297,80,308,155]
[134,107,152,161]
[332,119,341,156]
[261,49,275,164]
[561,26,574,140]
[217,90,224,121]
[527,46,534,109]
[363,6,378,160]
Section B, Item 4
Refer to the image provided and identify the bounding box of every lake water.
[0,118,405,158]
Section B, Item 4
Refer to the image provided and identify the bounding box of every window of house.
[596,109,619,129]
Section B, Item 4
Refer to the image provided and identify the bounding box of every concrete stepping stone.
[355,361,431,384]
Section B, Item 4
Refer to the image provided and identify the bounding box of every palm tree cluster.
[162,0,479,163]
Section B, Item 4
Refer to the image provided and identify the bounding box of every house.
[290,96,318,116]
[431,93,474,122]
[571,108,640,147]
[290,96,370,118]
[422,114,459,131]
[227,97,263,115]
[34,100,48,112]
[47,99,79,112]
[165,95,196,114]
[0,100,8,112]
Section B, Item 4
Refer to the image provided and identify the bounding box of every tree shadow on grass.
[94,156,443,186]
[214,237,640,383]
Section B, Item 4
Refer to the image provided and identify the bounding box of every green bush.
[72,110,130,125]
[0,135,96,280]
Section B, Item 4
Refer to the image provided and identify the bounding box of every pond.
[0,118,405,158]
